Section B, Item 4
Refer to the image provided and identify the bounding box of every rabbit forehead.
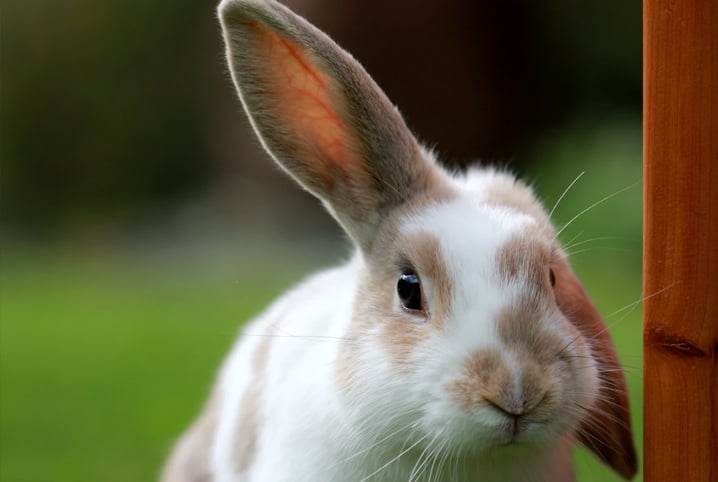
[400,197,554,348]
[402,196,538,287]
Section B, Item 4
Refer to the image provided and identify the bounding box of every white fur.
[210,262,359,481]
[192,170,593,482]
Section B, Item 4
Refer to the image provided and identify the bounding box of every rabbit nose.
[445,348,556,422]
[485,399,525,436]
[485,389,547,419]
[484,388,549,438]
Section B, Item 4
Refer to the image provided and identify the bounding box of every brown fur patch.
[496,232,553,292]
[233,331,273,473]
[445,348,510,410]
[482,173,549,227]
[401,232,454,322]
[496,296,566,366]
[378,231,454,365]
[494,230,567,364]
[446,340,560,420]
[379,315,433,367]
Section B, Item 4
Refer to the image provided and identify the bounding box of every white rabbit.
[162,0,637,481]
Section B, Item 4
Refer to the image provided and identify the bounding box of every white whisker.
[359,432,430,482]
[562,235,624,251]
[554,180,641,241]
[549,171,585,219]
[606,283,677,318]
[409,430,443,481]
[334,417,419,466]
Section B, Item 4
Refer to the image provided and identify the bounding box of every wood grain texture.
[644,1,718,481]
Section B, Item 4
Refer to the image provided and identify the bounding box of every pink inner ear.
[251,22,363,188]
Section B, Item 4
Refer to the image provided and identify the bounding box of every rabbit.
[161,0,637,481]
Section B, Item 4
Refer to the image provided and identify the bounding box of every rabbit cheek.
[380,232,454,368]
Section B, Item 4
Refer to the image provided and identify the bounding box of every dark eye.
[397,272,423,312]
[549,267,556,287]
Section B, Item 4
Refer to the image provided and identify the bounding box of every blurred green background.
[1,0,642,481]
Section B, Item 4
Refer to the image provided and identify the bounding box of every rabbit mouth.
[495,416,531,445]
[412,408,555,457]
[488,414,553,448]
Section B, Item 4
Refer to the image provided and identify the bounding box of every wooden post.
[644,1,718,481]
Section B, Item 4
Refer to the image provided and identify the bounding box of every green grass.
[0,249,311,481]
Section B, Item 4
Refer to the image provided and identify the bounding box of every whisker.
[564,246,632,258]
[575,402,629,448]
[410,430,443,481]
[554,180,641,241]
[606,282,678,319]
[433,440,450,482]
[557,295,644,357]
[549,171,585,220]
[450,444,461,482]
[561,230,586,251]
[562,235,624,251]
[359,432,430,482]
[427,438,448,482]
[334,417,419,466]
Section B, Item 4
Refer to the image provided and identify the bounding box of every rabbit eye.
[549,267,556,287]
[397,272,423,312]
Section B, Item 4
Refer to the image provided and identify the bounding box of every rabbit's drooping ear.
[218,0,441,246]
[551,259,638,480]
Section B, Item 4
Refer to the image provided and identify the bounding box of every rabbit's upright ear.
[219,0,442,246]
[551,258,638,480]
